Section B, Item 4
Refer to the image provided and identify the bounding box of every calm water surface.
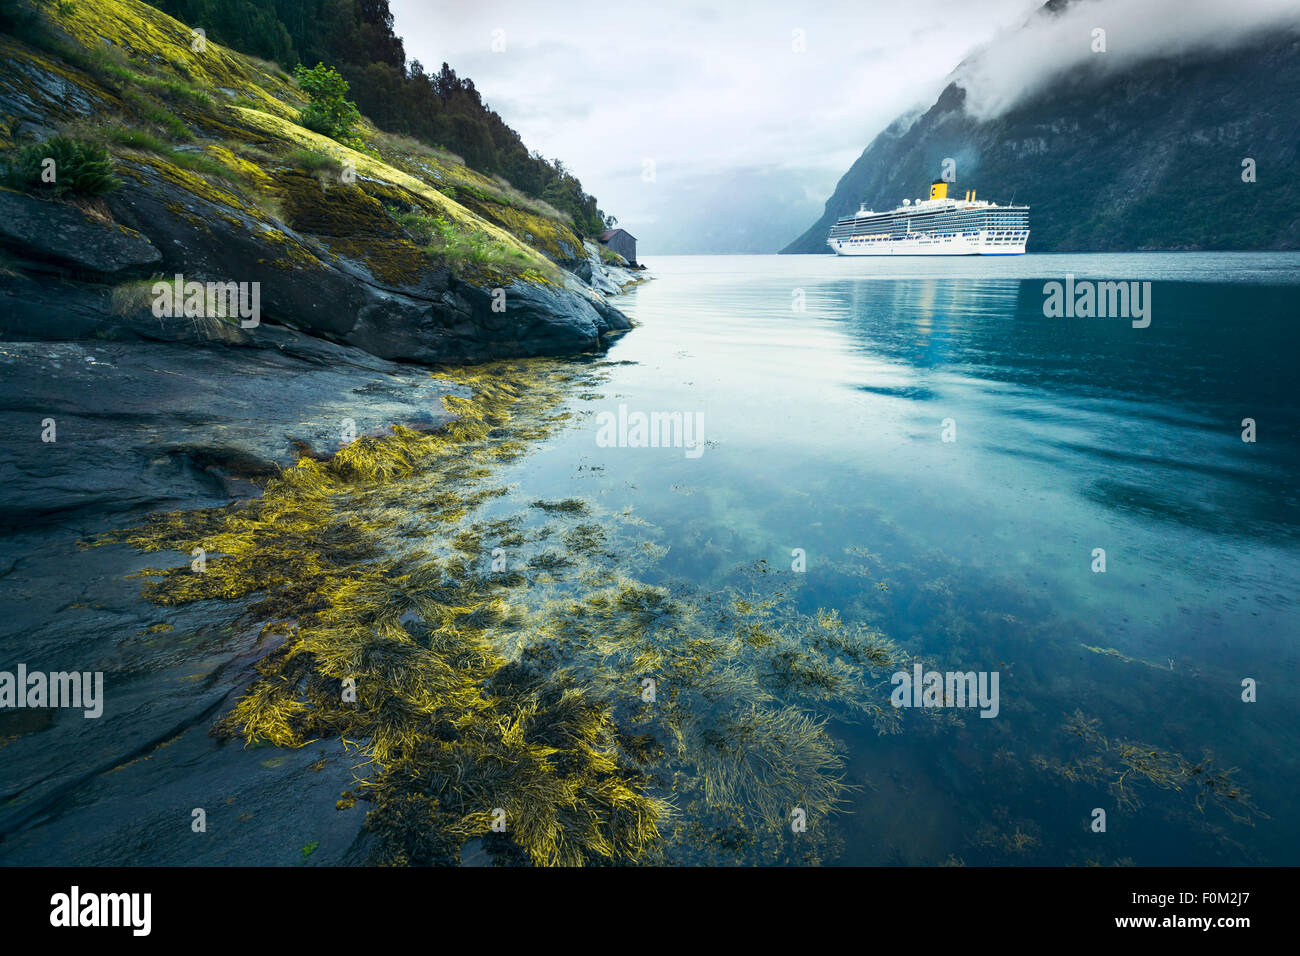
[502,252,1300,864]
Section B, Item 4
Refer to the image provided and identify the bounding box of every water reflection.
[577,255,1300,864]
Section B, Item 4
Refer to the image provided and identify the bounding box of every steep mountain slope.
[784,8,1300,253]
[145,0,612,235]
[0,0,634,362]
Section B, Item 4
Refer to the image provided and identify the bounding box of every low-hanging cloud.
[952,0,1300,121]
[389,0,1037,253]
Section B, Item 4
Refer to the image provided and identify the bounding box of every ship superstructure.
[828,180,1029,255]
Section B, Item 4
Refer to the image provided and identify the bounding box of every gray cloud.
[389,0,1040,252]
[389,0,1300,252]
[953,0,1300,120]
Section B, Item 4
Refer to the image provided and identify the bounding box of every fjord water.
[515,253,1300,864]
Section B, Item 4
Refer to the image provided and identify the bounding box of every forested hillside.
[152,0,609,236]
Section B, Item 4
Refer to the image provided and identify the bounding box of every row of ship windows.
[836,230,1029,237]
[847,223,1029,232]
[850,220,1028,230]
[856,211,1028,219]
[833,229,1030,239]
[837,231,1028,241]
[838,222,1028,234]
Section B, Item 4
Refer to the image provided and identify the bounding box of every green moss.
[49,0,304,117]
[270,170,431,284]
[229,107,562,281]
[124,150,252,214]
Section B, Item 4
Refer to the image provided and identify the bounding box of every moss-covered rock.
[0,0,632,363]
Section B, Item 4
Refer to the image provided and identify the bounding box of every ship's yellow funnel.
[964,190,971,201]
[929,180,948,200]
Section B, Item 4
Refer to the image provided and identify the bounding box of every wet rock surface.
[0,521,373,864]
[0,326,459,864]
[0,14,643,863]
[0,326,459,529]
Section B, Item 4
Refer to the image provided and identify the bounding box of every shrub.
[3,136,119,197]
[293,62,362,145]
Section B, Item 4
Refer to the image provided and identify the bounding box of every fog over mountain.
[954,0,1300,120]
[390,0,1300,255]
[784,0,1300,253]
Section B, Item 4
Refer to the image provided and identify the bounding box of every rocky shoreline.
[0,188,641,530]
[0,235,642,865]
[0,0,649,864]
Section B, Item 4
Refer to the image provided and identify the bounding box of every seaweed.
[103,357,909,865]
[1034,710,1265,825]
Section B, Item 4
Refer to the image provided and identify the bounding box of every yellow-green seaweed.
[101,358,908,865]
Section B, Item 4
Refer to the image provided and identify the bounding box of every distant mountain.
[783,4,1300,253]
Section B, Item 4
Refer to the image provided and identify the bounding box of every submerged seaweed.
[1033,710,1265,825]
[101,357,906,865]
[98,353,1263,865]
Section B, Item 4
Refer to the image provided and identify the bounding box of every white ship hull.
[829,230,1028,256]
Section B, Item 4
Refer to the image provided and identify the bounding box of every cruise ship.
[827,180,1029,255]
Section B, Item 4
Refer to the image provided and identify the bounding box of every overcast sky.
[388,0,1045,254]
[387,0,1300,254]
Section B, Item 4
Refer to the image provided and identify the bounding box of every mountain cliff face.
[784,9,1300,253]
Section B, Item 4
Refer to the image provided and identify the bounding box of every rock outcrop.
[0,1,638,365]
[0,186,161,274]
